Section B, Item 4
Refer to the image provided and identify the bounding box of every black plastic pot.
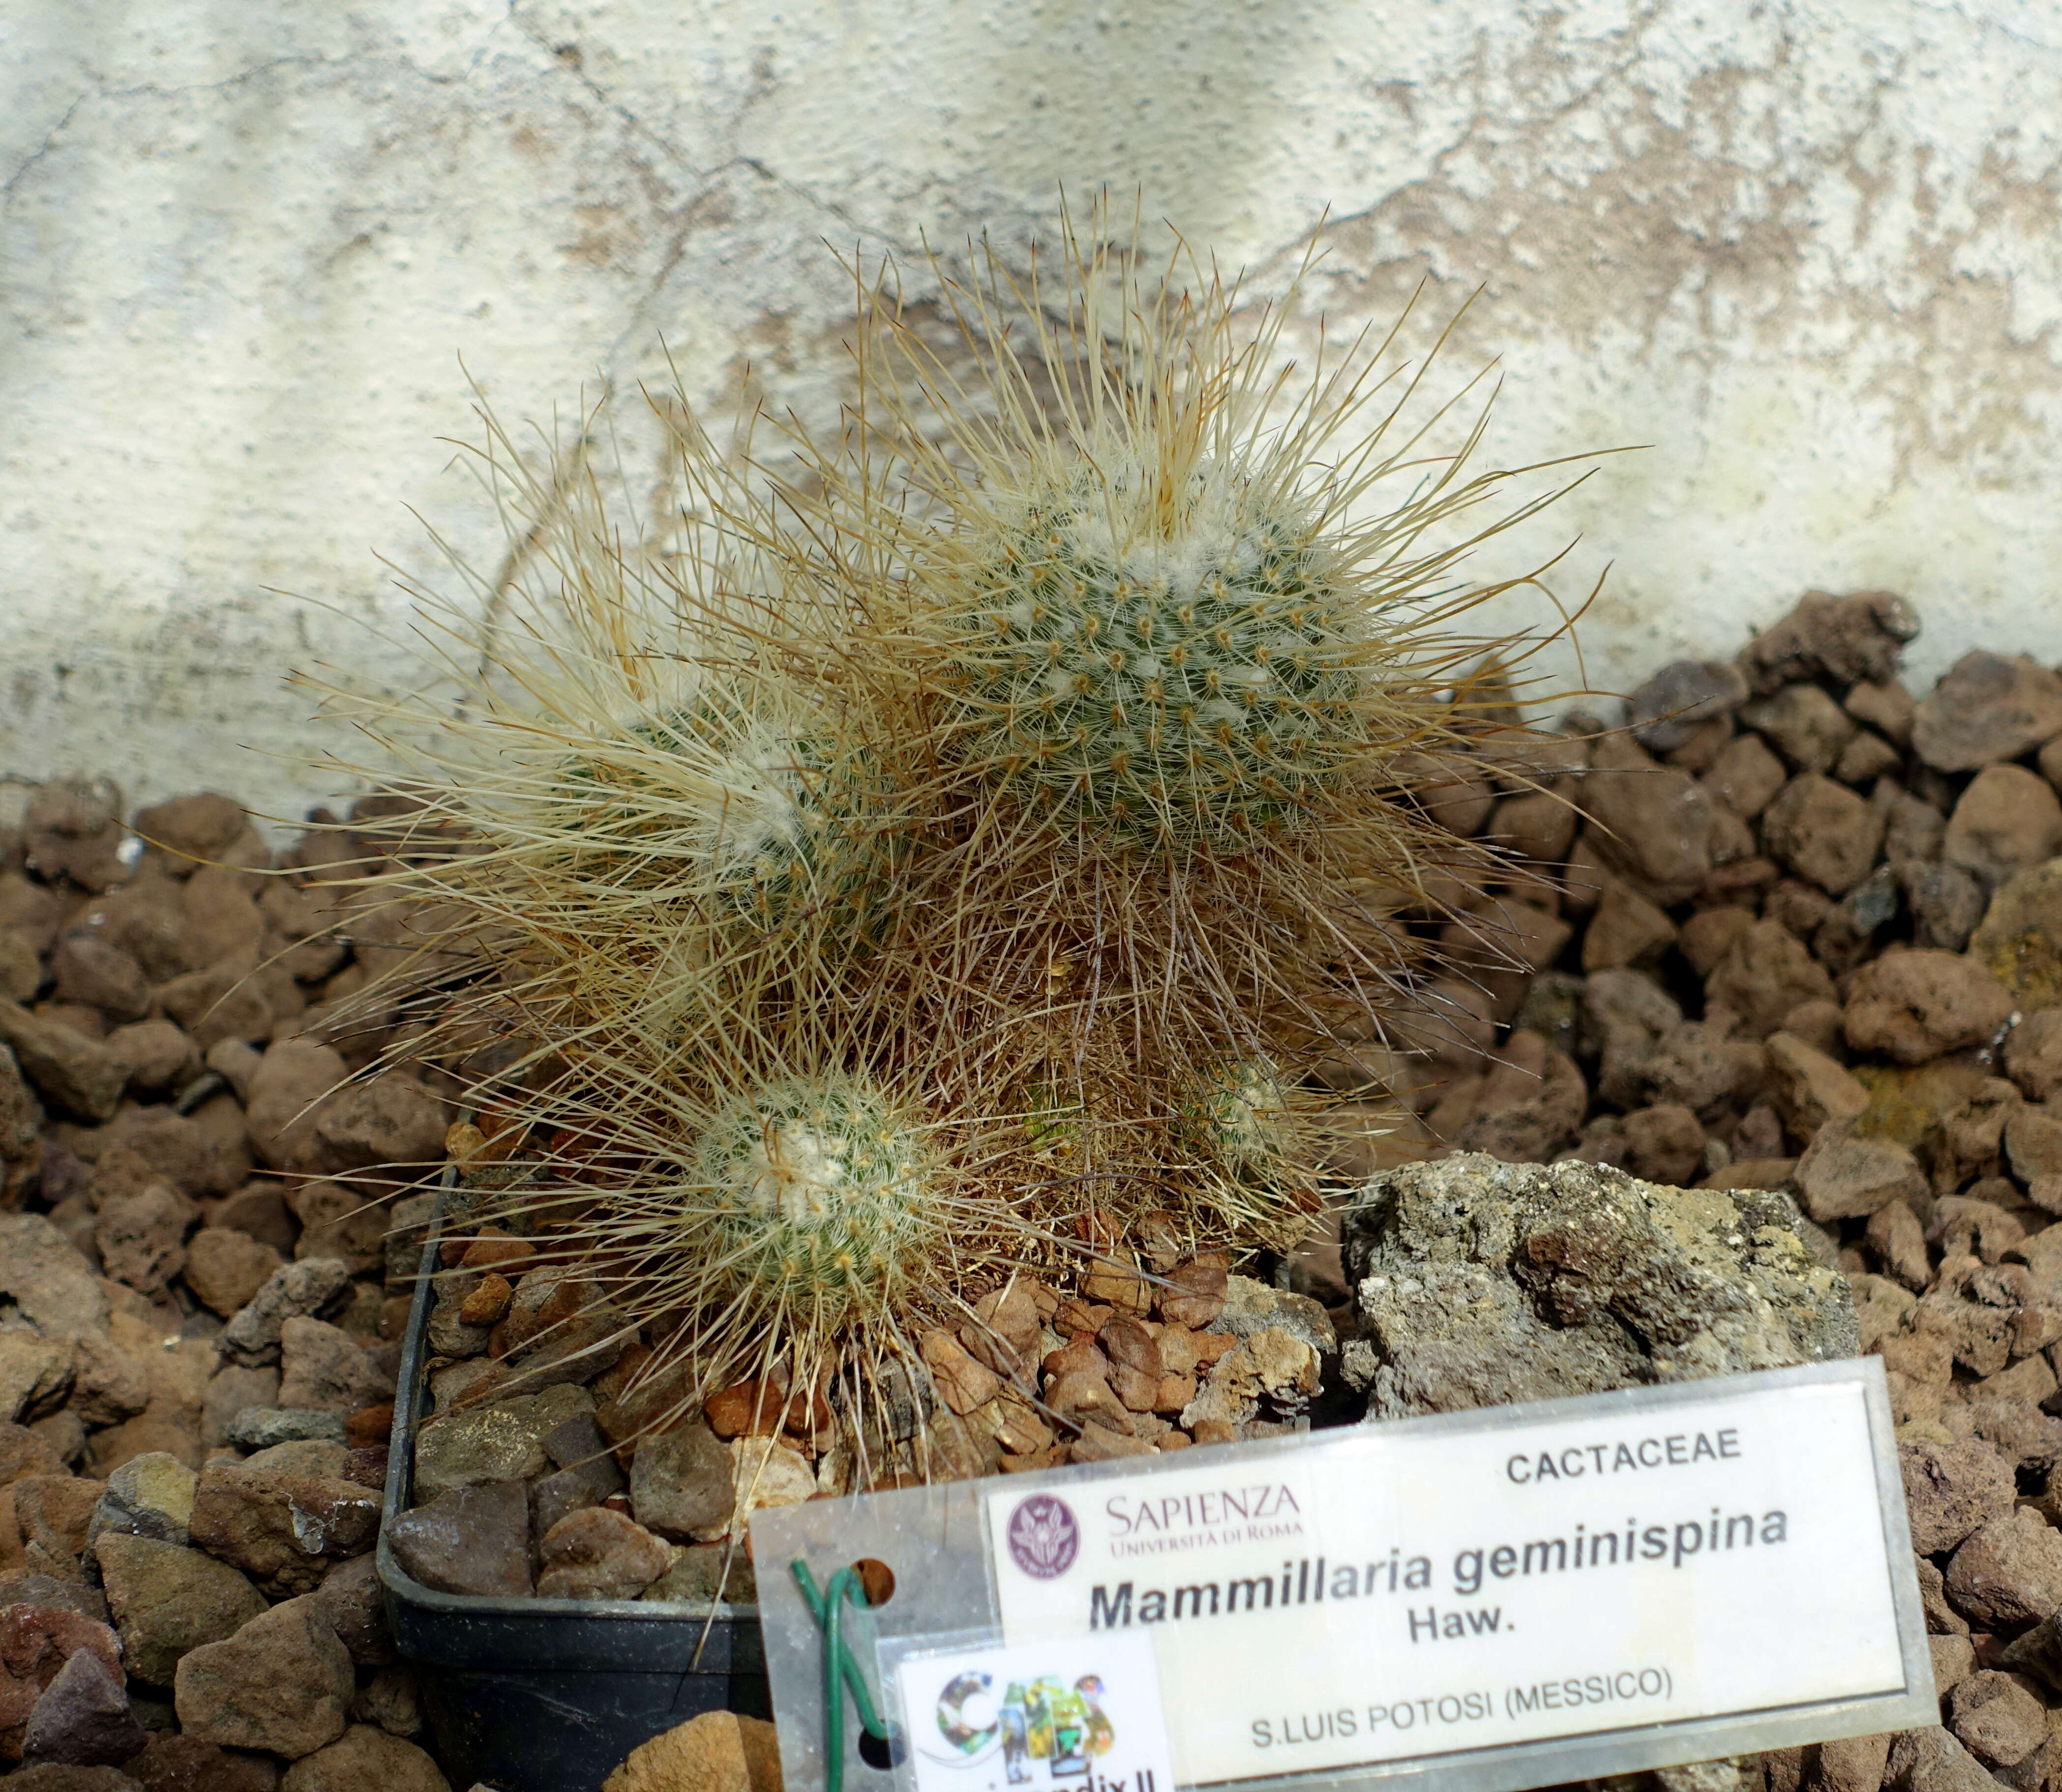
[378,1179,771,1792]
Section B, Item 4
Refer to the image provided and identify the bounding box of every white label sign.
[894,1631,1177,1792]
[983,1375,1913,1787]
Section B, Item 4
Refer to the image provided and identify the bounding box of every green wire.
[791,1558,891,1792]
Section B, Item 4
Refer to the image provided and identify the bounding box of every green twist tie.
[791,1559,892,1792]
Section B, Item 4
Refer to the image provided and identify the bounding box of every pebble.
[628,1423,735,1543]
[1845,951,2016,1063]
[384,1481,533,1599]
[413,1385,591,1502]
[173,1594,354,1760]
[536,1506,671,1601]
[278,1724,451,1792]
[226,1408,347,1451]
[94,1532,268,1687]
[1912,652,2062,772]
[220,1259,353,1367]
[21,1643,146,1767]
[185,1464,380,1598]
[1946,1508,2062,1630]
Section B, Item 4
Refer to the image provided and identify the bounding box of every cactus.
[933,451,1370,853]
[306,201,1601,1474]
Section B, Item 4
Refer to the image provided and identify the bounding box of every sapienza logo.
[1006,1495,1080,1580]
[935,1668,1117,1784]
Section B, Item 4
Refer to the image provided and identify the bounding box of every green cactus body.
[557,696,894,935]
[692,1073,941,1314]
[937,455,1369,854]
[1182,1056,1289,1174]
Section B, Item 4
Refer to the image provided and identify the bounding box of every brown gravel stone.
[1761,774,1886,896]
[1582,882,1677,971]
[1583,735,1719,905]
[1901,862,1989,952]
[1847,678,1916,743]
[2007,1014,2062,1103]
[1886,1724,2002,1792]
[1679,906,1755,976]
[174,1594,353,1760]
[1867,1199,1934,1293]
[1794,1128,1928,1221]
[600,1709,780,1792]
[386,1480,533,1596]
[1948,1669,2048,1766]
[961,1284,1041,1380]
[1914,652,2062,772]
[125,1731,283,1791]
[1844,951,2015,1063]
[1902,1439,2016,1554]
[0,1001,125,1122]
[1763,1031,1869,1141]
[1618,1105,1705,1186]
[1158,1255,1227,1328]
[1945,765,2062,893]
[1705,920,1838,1040]
[536,1506,670,1601]
[1946,1507,2062,1628]
[181,1230,282,1319]
[51,937,151,1025]
[1701,733,1790,822]
[186,1465,380,1597]
[1739,590,1918,694]
[1970,859,2062,1011]
[102,1020,200,1099]
[1741,683,1856,773]
[1629,660,1750,751]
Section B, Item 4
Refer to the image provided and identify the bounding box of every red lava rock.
[1945,765,2062,891]
[1582,735,1718,906]
[1913,651,2062,772]
[1704,919,1838,1040]
[536,1505,670,1601]
[1947,1507,2062,1630]
[1844,951,2015,1063]
[1948,1668,2049,1765]
[173,1593,353,1760]
[1740,682,1856,773]
[1760,774,1885,896]
[384,1480,533,1598]
[1738,589,1919,694]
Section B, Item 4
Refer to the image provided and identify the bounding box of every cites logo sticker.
[897,1632,1173,1792]
[1006,1495,1079,1580]
[934,1669,1116,1783]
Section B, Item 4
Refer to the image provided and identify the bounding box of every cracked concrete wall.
[4,0,2061,823]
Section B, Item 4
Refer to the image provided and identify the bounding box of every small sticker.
[895,1630,1174,1792]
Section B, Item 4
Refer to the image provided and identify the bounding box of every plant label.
[755,1359,1934,1792]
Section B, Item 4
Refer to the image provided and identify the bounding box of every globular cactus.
[690,1069,941,1319]
[934,451,1370,853]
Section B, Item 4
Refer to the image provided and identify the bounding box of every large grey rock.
[1340,1154,1857,1419]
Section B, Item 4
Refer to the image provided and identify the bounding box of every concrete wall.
[5,0,2061,825]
